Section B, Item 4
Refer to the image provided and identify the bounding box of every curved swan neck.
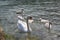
[48,22,52,33]
[48,23,50,33]
[26,18,30,32]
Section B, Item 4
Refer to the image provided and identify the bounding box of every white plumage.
[39,18,49,23]
[17,15,33,32]
[45,22,52,29]
[39,18,52,31]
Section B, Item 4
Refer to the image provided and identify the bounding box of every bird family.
[16,9,52,33]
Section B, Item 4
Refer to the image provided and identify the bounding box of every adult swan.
[16,12,34,32]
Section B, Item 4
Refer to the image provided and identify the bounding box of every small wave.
[0,1,9,6]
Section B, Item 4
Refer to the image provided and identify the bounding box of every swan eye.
[28,20,34,23]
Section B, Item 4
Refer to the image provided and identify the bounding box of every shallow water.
[0,1,60,40]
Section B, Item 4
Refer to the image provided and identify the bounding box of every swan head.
[16,9,24,14]
[27,16,34,23]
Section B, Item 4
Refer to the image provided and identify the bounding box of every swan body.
[39,18,49,23]
[16,9,33,32]
[17,19,32,32]
[17,15,33,32]
[45,22,52,29]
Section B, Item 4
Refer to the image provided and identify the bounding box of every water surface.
[0,1,60,40]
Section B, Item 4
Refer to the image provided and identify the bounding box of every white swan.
[16,10,34,32]
[16,8,24,14]
[17,16,33,32]
[39,18,52,32]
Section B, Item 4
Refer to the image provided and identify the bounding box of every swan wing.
[17,20,32,32]
[17,20,28,32]
[45,23,52,29]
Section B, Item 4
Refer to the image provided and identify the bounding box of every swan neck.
[49,22,50,29]
[26,18,30,32]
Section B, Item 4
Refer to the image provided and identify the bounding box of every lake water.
[0,1,60,40]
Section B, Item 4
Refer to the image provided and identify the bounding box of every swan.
[16,8,24,14]
[17,16,33,33]
[16,12,34,32]
[39,18,52,32]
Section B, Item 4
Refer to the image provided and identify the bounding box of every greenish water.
[0,0,60,40]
